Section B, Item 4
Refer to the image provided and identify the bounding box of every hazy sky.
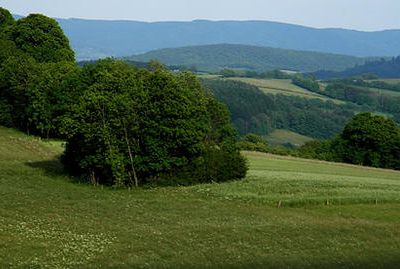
[1,0,399,31]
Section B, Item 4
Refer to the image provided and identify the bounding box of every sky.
[1,0,400,31]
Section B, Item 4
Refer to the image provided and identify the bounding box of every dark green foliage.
[0,54,80,136]
[298,113,400,170]
[9,14,75,63]
[292,75,320,92]
[0,55,39,132]
[202,78,355,139]
[334,113,400,169]
[61,60,247,186]
[0,7,14,29]
[0,9,79,135]
[297,140,338,161]
[26,62,81,137]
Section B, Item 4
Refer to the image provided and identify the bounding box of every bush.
[237,134,269,153]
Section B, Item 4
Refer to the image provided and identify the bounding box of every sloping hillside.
[1,127,400,268]
[129,44,368,72]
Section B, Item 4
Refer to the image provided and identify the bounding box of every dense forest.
[129,44,368,73]
[0,7,247,186]
[201,78,355,139]
[314,57,400,79]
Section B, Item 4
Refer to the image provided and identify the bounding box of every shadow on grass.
[25,157,71,178]
[24,157,92,185]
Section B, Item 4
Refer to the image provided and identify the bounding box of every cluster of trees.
[292,75,320,92]
[201,78,355,139]
[298,113,400,170]
[0,8,247,186]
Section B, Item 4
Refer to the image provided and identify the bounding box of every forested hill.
[314,56,400,79]
[18,17,400,60]
[128,44,368,72]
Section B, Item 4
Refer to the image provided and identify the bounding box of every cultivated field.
[1,127,399,268]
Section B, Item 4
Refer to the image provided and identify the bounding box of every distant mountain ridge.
[11,15,400,61]
[127,44,370,72]
[15,16,400,61]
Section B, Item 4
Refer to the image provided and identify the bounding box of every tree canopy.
[9,14,75,63]
[336,113,400,169]
[0,7,14,29]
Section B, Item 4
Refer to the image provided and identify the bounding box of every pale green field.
[229,77,344,104]
[264,129,313,147]
[1,127,399,268]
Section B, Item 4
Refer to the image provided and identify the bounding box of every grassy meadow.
[1,127,400,268]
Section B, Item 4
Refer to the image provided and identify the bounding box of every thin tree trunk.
[122,120,138,187]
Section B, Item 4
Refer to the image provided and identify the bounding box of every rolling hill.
[128,44,369,72]
[12,17,399,60]
[1,127,400,268]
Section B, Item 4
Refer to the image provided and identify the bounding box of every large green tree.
[335,113,400,169]
[9,14,74,63]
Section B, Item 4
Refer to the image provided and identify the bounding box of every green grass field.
[264,129,314,147]
[1,127,400,268]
